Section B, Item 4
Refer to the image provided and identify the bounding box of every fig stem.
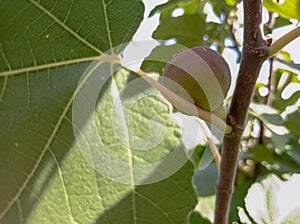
[208,138,221,171]
[268,25,300,56]
[135,70,233,135]
[197,120,221,171]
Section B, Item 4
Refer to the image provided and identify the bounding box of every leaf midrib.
[0,56,100,77]
[30,0,102,55]
[110,78,137,223]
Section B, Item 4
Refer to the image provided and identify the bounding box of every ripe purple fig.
[162,46,231,113]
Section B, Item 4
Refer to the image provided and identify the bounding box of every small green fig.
[162,46,231,113]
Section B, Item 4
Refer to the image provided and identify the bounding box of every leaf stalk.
[268,25,300,56]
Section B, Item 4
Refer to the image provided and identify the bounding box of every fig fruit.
[162,46,231,113]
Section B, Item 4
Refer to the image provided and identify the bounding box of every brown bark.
[214,1,269,223]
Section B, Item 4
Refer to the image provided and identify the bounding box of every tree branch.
[214,1,269,223]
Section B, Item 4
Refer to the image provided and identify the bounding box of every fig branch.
[214,0,269,223]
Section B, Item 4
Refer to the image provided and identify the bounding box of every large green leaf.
[193,163,218,197]
[189,211,211,224]
[0,0,143,70]
[141,13,207,74]
[153,14,206,48]
[211,0,237,15]
[0,1,197,223]
[149,0,195,18]
[150,0,206,20]
[284,109,300,137]
[141,44,188,74]
[264,0,300,20]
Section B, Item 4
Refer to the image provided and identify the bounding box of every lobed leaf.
[0,1,197,223]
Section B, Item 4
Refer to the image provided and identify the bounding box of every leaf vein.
[17,199,24,224]
[0,56,100,77]
[111,77,137,224]
[29,0,102,54]
[63,0,74,23]
[0,61,105,221]
[0,76,8,101]
[102,0,114,53]
[49,149,76,224]
[135,191,173,223]
[0,42,12,71]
